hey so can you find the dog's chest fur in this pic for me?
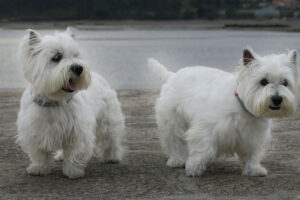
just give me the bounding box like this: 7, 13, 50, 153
35, 105, 85, 151
212, 112, 271, 156
18, 89, 100, 151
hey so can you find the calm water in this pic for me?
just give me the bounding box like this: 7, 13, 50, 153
1, 28, 300, 89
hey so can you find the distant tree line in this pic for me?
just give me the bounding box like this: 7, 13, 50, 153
0, 0, 265, 21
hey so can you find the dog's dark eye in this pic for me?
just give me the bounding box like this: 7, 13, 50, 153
260, 78, 269, 86
282, 79, 288, 87
51, 53, 62, 62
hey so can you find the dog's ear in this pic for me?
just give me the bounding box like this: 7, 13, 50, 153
243, 48, 256, 66
66, 26, 75, 38
288, 49, 297, 66
26, 29, 41, 47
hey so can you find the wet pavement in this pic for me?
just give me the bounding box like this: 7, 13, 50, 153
0, 88, 299, 200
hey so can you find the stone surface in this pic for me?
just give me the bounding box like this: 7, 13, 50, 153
0, 89, 299, 200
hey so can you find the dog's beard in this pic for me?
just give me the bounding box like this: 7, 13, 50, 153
33, 65, 91, 101
244, 92, 296, 118
60, 69, 91, 93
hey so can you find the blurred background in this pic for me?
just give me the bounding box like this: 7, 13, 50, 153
0, 0, 300, 89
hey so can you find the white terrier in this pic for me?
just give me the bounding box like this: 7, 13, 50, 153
16, 28, 125, 179
148, 48, 298, 177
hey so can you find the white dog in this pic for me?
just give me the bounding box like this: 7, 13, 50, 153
16, 28, 125, 179
148, 48, 298, 177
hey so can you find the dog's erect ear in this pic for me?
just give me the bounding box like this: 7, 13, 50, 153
243, 48, 256, 66
66, 26, 75, 38
288, 49, 297, 66
26, 29, 41, 47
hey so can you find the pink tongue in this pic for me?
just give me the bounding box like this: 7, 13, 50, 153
68, 79, 77, 90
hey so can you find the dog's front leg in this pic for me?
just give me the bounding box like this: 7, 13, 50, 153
238, 130, 270, 177
241, 156, 267, 177
238, 149, 268, 177
62, 130, 94, 179
26, 149, 51, 176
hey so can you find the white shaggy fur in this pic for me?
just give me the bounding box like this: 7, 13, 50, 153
16, 28, 125, 179
149, 48, 298, 177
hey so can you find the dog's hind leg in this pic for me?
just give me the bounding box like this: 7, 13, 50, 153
166, 124, 187, 168
156, 106, 187, 168
96, 95, 125, 163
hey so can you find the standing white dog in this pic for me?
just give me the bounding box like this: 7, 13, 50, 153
16, 28, 125, 179
148, 48, 298, 177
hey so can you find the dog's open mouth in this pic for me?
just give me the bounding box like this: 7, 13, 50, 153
62, 79, 77, 93
269, 106, 280, 110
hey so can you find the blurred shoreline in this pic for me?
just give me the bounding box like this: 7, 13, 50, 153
1, 19, 300, 32
1, 21, 300, 89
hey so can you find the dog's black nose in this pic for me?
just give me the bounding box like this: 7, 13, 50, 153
271, 95, 283, 106
70, 64, 83, 76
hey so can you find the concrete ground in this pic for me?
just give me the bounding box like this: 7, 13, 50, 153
0, 89, 299, 200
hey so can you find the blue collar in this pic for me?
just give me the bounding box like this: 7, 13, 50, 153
235, 92, 255, 117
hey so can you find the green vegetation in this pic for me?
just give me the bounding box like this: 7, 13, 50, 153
0, 0, 247, 21
0, 0, 295, 21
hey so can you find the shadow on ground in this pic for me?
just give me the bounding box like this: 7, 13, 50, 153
0, 89, 299, 200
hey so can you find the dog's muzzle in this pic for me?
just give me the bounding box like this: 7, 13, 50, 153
61, 64, 84, 93
269, 95, 282, 110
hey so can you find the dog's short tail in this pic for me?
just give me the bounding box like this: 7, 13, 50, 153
148, 58, 174, 82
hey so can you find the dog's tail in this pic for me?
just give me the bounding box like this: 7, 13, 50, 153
148, 58, 174, 82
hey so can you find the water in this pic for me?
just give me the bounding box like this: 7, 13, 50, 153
1, 27, 300, 89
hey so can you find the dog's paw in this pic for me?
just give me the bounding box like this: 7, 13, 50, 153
101, 152, 123, 164
53, 150, 64, 161
63, 165, 85, 179
167, 157, 185, 168
102, 147, 124, 164
101, 159, 120, 164
26, 165, 51, 176
242, 165, 268, 177
185, 161, 205, 177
